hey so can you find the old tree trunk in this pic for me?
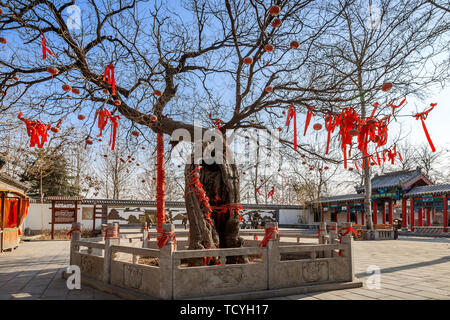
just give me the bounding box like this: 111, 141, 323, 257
184, 141, 246, 266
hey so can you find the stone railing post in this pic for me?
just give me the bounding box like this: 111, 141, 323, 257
329, 222, 339, 257
141, 222, 149, 248
69, 222, 81, 266
103, 223, 120, 284
266, 222, 280, 290
319, 221, 328, 244
100, 224, 108, 238
159, 224, 175, 300
340, 234, 355, 282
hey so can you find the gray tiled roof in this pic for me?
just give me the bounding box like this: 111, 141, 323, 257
310, 193, 364, 204
0, 173, 29, 192
405, 184, 450, 197
356, 168, 428, 192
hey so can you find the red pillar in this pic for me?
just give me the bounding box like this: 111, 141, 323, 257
346, 203, 350, 223
382, 201, 386, 224
361, 211, 365, 225
402, 198, 407, 229
426, 208, 431, 227
373, 200, 378, 225
410, 198, 415, 232
389, 199, 393, 225
444, 195, 448, 233
418, 208, 423, 227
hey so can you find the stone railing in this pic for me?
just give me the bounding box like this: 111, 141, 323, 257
66, 222, 360, 299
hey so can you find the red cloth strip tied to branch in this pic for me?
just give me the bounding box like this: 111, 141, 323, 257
285, 105, 297, 150
41, 33, 54, 60
103, 64, 116, 95
157, 230, 176, 250
337, 108, 360, 169
17, 112, 52, 148
97, 108, 120, 150
414, 103, 436, 152
189, 167, 213, 226
325, 114, 338, 155
303, 106, 315, 136
156, 132, 166, 233
267, 187, 275, 199
258, 226, 279, 247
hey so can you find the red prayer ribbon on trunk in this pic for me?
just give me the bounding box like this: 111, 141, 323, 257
258, 226, 279, 247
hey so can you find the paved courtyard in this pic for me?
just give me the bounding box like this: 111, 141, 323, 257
0, 236, 449, 300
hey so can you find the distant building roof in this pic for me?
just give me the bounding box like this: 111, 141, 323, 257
405, 184, 450, 197
308, 193, 364, 205
356, 167, 432, 192
0, 172, 29, 194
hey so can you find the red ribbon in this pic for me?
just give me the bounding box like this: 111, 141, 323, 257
267, 187, 275, 199
18, 112, 52, 148
156, 133, 166, 233
103, 64, 116, 95
41, 33, 54, 60
258, 227, 279, 247
212, 203, 243, 229
157, 231, 176, 250
67, 227, 81, 237
97, 108, 120, 150
188, 167, 213, 226
285, 105, 297, 150
304, 106, 315, 136
414, 104, 436, 152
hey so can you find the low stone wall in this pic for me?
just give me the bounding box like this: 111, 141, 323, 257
67, 222, 359, 299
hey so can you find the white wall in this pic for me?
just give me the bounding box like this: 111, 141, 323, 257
279, 208, 305, 225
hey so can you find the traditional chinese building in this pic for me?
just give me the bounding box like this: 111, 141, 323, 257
0, 157, 30, 252
307, 167, 449, 233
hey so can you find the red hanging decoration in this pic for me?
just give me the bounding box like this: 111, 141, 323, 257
414, 103, 436, 152
156, 132, 166, 233
97, 108, 120, 150
304, 106, 315, 136
290, 41, 299, 49
269, 5, 281, 16
267, 187, 275, 199
258, 225, 279, 247
103, 64, 116, 95
17, 113, 52, 148
41, 33, 54, 60
285, 105, 297, 150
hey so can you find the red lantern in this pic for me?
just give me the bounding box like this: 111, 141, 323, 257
366, 118, 376, 125
77, 115, 85, 120
264, 44, 274, 52
142, 180, 146, 183
348, 168, 353, 171
13, 76, 19, 81
98, 139, 102, 142
272, 18, 282, 28
302, 161, 306, 165
72, 88, 81, 95
154, 90, 162, 96
349, 128, 359, 136
120, 158, 125, 163
243, 57, 253, 65
131, 158, 135, 161
141, 146, 145, 150
265, 86, 273, 93
136, 163, 140, 167
85, 139, 93, 145
46, 67, 59, 76
113, 99, 121, 106
313, 123, 322, 131
51, 127, 60, 133
290, 41, 299, 49
150, 115, 158, 122
103, 155, 108, 158
243, 172, 246, 175
62, 84, 72, 92
0, 37, 7, 44
102, 89, 109, 94
177, 165, 181, 168
301, 154, 306, 158
277, 128, 282, 132
0, 8, 3, 15
269, 5, 281, 16
382, 83, 393, 92
324, 166, 329, 170
131, 131, 140, 137
40, 105, 44, 108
